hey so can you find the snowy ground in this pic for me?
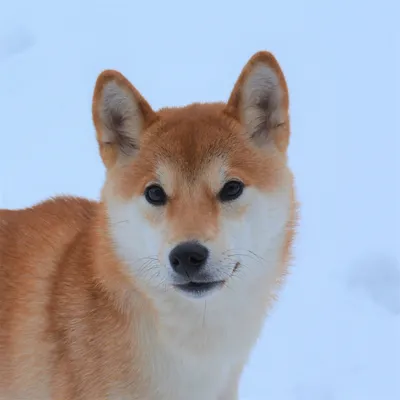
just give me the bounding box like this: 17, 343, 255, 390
0, 0, 399, 398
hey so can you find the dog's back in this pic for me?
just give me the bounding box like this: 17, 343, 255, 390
0, 198, 98, 398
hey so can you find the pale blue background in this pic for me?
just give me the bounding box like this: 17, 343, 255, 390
0, 0, 398, 398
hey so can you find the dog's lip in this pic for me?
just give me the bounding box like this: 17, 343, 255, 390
173, 280, 225, 293
172, 263, 240, 295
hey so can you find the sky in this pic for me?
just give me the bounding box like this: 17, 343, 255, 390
0, 0, 399, 398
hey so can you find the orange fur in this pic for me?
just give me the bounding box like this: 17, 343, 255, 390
0, 51, 298, 400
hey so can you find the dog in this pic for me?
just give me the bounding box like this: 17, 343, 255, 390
0, 50, 298, 400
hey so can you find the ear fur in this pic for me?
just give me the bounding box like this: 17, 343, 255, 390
92, 70, 157, 168
226, 51, 290, 150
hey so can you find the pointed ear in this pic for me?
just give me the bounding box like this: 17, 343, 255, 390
226, 51, 290, 151
92, 70, 157, 168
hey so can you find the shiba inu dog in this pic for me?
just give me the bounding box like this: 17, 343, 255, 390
0, 51, 298, 400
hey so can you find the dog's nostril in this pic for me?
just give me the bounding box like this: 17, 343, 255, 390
171, 257, 180, 267
188, 254, 204, 265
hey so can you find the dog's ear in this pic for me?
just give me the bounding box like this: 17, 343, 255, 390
92, 70, 157, 168
226, 51, 290, 151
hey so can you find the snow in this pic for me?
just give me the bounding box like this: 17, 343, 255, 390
0, 0, 399, 398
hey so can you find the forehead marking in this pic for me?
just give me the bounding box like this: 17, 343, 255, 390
156, 156, 228, 196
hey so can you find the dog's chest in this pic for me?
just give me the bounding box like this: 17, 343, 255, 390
113, 283, 268, 400
109, 343, 234, 400
127, 314, 246, 400
145, 341, 233, 400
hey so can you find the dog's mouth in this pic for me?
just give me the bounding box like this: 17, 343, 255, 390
173, 280, 225, 297
172, 263, 240, 298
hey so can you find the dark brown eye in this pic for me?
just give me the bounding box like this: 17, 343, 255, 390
144, 185, 167, 206
218, 180, 244, 202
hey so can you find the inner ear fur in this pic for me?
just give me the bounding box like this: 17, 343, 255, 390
226, 51, 290, 151
92, 70, 157, 168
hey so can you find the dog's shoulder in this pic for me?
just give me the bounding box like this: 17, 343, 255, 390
0, 195, 98, 274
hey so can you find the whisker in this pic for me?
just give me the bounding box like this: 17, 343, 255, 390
222, 249, 266, 272
223, 252, 262, 263
110, 219, 129, 226
248, 250, 266, 262
202, 300, 207, 328
223, 248, 264, 260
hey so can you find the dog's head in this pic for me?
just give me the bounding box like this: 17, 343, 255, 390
92, 52, 295, 300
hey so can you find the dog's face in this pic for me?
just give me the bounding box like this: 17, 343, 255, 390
93, 52, 294, 300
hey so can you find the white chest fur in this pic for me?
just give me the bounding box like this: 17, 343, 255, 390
132, 272, 275, 400
147, 343, 233, 400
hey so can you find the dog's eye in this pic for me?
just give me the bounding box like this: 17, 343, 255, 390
218, 180, 244, 202
144, 185, 167, 206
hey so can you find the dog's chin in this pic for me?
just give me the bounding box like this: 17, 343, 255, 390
172, 280, 226, 299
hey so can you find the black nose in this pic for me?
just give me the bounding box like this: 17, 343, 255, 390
169, 241, 209, 279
